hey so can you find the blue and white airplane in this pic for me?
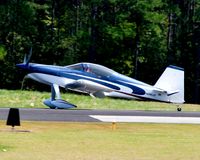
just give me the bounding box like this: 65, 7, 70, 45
16, 51, 184, 110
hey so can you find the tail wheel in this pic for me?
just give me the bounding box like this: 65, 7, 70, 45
177, 107, 182, 112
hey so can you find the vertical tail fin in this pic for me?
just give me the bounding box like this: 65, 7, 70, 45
154, 65, 184, 103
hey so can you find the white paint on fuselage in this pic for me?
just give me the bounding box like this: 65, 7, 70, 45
27, 72, 170, 102
61, 72, 134, 95
27, 73, 74, 88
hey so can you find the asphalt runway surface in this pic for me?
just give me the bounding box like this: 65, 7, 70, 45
1, 108, 200, 124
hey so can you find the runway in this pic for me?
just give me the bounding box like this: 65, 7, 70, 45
1, 108, 200, 124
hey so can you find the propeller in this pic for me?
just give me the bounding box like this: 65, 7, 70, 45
23, 47, 32, 65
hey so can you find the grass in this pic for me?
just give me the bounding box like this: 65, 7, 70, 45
0, 121, 200, 160
0, 89, 200, 111
1, 90, 200, 160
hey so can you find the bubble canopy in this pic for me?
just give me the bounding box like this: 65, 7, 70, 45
65, 63, 115, 77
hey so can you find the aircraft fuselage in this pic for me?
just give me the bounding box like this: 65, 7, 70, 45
17, 62, 171, 102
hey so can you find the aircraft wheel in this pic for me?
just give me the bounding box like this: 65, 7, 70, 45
177, 107, 182, 112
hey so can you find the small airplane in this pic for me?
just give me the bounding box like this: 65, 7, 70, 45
16, 50, 184, 111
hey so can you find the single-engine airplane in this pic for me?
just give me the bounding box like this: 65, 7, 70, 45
16, 50, 184, 111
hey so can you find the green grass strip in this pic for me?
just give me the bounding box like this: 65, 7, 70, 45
0, 122, 200, 160
0, 89, 200, 111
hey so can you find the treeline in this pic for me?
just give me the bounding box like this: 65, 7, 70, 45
0, 0, 199, 103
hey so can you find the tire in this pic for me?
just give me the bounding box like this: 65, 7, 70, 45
177, 107, 182, 112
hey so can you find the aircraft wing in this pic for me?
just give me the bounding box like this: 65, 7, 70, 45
65, 79, 114, 98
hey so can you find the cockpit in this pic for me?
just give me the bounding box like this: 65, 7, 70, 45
65, 62, 150, 86
65, 63, 115, 78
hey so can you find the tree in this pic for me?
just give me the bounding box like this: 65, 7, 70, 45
0, 0, 36, 89
0, 0, 199, 103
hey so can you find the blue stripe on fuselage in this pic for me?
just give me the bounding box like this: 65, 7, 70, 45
29, 64, 60, 76
27, 63, 120, 90
114, 80, 145, 95
26, 63, 145, 95
60, 72, 121, 91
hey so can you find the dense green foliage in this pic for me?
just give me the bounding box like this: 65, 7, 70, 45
0, 0, 199, 103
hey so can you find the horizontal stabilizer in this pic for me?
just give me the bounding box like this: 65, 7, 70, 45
167, 90, 179, 96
